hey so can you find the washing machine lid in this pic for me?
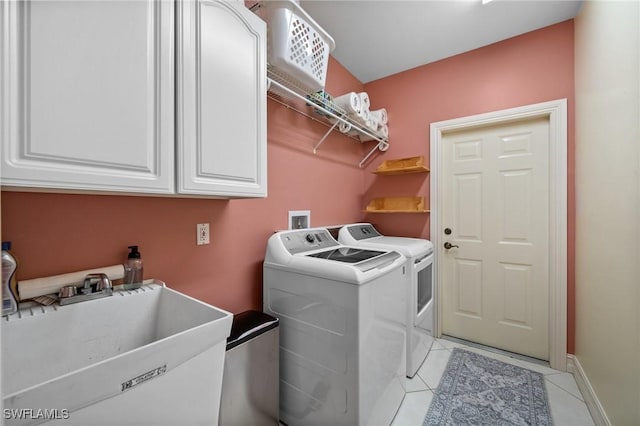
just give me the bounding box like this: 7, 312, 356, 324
265, 228, 406, 284
307, 247, 387, 263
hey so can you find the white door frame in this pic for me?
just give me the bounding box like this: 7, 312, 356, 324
430, 99, 568, 371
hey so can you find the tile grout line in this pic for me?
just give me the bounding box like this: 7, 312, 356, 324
545, 376, 585, 403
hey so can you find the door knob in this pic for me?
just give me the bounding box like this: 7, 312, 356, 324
444, 242, 459, 250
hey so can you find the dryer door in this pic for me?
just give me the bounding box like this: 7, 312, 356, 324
414, 252, 434, 334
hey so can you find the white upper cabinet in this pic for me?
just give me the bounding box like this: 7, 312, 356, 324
1, 0, 267, 198
1, 0, 175, 194
176, 0, 267, 197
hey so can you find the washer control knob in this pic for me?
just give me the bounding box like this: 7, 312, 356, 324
305, 234, 315, 243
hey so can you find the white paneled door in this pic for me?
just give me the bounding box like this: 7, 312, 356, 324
441, 117, 550, 360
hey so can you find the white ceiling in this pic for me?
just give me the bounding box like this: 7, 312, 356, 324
299, 0, 583, 83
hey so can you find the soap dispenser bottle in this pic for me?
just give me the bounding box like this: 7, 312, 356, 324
124, 245, 143, 288
2, 241, 19, 316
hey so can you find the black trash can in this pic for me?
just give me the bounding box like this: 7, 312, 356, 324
219, 310, 279, 425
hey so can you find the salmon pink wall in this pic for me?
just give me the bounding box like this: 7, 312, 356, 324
1, 21, 576, 352
362, 21, 575, 352
0, 57, 365, 314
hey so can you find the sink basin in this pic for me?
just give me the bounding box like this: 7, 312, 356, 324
2, 283, 232, 425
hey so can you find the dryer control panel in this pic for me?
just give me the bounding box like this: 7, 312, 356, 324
279, 229, 338, 254
346, 224, 382, 241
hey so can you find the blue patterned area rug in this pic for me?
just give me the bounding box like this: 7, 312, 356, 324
423, 348, 553, 426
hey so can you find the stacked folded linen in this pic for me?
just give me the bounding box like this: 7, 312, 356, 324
370, 108, 388, 125
359, 92, 370, 110
356, 99, 389, 141
356, 108, 372, 129
332, 92, 361, 116
360, 123, 388, 141
330, 91, 389, 140
359, 107, 389, 140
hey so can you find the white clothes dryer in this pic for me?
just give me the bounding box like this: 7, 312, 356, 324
339, 223, 435, 378
263, 227, 407, 426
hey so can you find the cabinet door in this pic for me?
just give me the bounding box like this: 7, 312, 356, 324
177, 0, 267, 197
1, 0, 174, 194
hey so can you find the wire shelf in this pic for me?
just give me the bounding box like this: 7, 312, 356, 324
267, 72, 389, 168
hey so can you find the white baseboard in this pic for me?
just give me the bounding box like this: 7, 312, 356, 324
566, 354, 611, 426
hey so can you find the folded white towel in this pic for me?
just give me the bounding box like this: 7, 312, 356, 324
378, 124, 389, 138
359, 124, 388, 142
332, 92, 361, 116
338, 120, 352, 134
369, 115, 380, 132
359, 92, 370, 110
328, 117, 354, 134
370, 108, 388, 125
358, 107, 371, 122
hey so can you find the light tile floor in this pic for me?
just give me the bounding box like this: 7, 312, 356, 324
391, 338, 595, 426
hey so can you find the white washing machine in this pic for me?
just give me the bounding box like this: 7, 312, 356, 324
339, 223, 434, 378
263, 227, 408, 426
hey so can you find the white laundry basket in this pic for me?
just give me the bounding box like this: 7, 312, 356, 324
258, 0, 335, 95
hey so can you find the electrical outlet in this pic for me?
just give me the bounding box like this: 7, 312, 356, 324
197, 223, 210, 245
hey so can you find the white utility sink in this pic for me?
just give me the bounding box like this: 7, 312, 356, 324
2, 282, 232, 426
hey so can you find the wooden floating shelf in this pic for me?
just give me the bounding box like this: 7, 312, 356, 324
373, 155, 429, 175
364, 196, 429, 213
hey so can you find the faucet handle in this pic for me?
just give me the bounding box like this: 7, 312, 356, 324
82, 273, 112, 292
94, 273, 112, 291
59, 285, 77, 298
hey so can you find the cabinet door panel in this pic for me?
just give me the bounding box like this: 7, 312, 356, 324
178, 0, 266, 197
1, 0, 174, 193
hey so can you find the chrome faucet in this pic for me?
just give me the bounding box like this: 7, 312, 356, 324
58, 273, 113, 306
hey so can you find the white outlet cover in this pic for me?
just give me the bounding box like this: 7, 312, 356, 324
288, 210, 310, 230
197, 223, 210, 245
